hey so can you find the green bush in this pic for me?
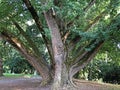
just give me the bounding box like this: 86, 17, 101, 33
3, 54, 34, 74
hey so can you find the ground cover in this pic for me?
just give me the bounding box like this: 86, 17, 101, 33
0, 75, 119, 90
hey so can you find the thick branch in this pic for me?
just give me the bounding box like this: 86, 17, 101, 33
22, 0, 54, 66
0, 29, 52, 81
12, 21, 44, 59
44, 10, 64, 58
69, 10, 106, 52
70, 40, 104, 78
22, 0, 45, 35
44, 10, 64, 88
70, 14, 120, 68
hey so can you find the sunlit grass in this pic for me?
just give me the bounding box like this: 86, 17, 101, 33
3, 73, 33, 78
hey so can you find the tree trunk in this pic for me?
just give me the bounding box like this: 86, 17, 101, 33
0, 58, 3, 76
44, 10, 65, 90
52, 64, 75, 90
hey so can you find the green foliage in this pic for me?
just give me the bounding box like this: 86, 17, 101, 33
3, 73, 33, 78
0, 43, 34, 74
0, 0, 120, 83
75, 36, 120, 83
98, 61, 120, 84
4, 54, 34, 74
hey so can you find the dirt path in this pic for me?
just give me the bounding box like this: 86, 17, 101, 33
0, 77, 120, 90
0, 77, 50, 90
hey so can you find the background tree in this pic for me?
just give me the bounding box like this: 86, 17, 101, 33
83, 40, 120, 84
0, 0, 120, 90
0, 58, 3, 76
0, 40, 35, 74
0, 41, 6, 76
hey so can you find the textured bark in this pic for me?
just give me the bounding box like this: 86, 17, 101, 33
22, 0, 54, 68
44, 10, 65, 90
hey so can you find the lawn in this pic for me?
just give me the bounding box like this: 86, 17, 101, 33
3, 73, 33, 78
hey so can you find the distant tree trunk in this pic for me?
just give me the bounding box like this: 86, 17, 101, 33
0, 58, 3, 76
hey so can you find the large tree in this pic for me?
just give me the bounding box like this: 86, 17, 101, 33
0, 0, 120, 89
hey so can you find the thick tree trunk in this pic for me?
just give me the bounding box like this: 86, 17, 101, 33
0, 58, 3, 76
61, 64, 69, 86
44, 10, 65, 90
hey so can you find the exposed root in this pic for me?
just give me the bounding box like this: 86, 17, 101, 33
40, 79, 52, 87
69, 77, 79, 88
40, 80, 48, 86
60, 80, 79, 90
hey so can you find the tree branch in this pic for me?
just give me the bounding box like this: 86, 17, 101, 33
83, 0, 96, 12
0, 28, 52, 80
22, 0, 46, 36
53, 0, 60, 6
44, 10, 65, 87
68, 10, 106, 52
22, 0, 54, 67
84, 11, 106, 31
69, 40, 104, 78
62, 30, 70, 43
70, 14, 120, 69
67, 0, 96, 28
12, 20, 44, 58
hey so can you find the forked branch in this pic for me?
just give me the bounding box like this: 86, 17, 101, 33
0, 28, 51, 80
69, 40, 104, 78
22, 0, 53, 63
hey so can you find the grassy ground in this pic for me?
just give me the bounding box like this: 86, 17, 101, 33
3, 73, 33, 78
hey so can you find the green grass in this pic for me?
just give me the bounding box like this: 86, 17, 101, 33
3, 73, 33, 78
